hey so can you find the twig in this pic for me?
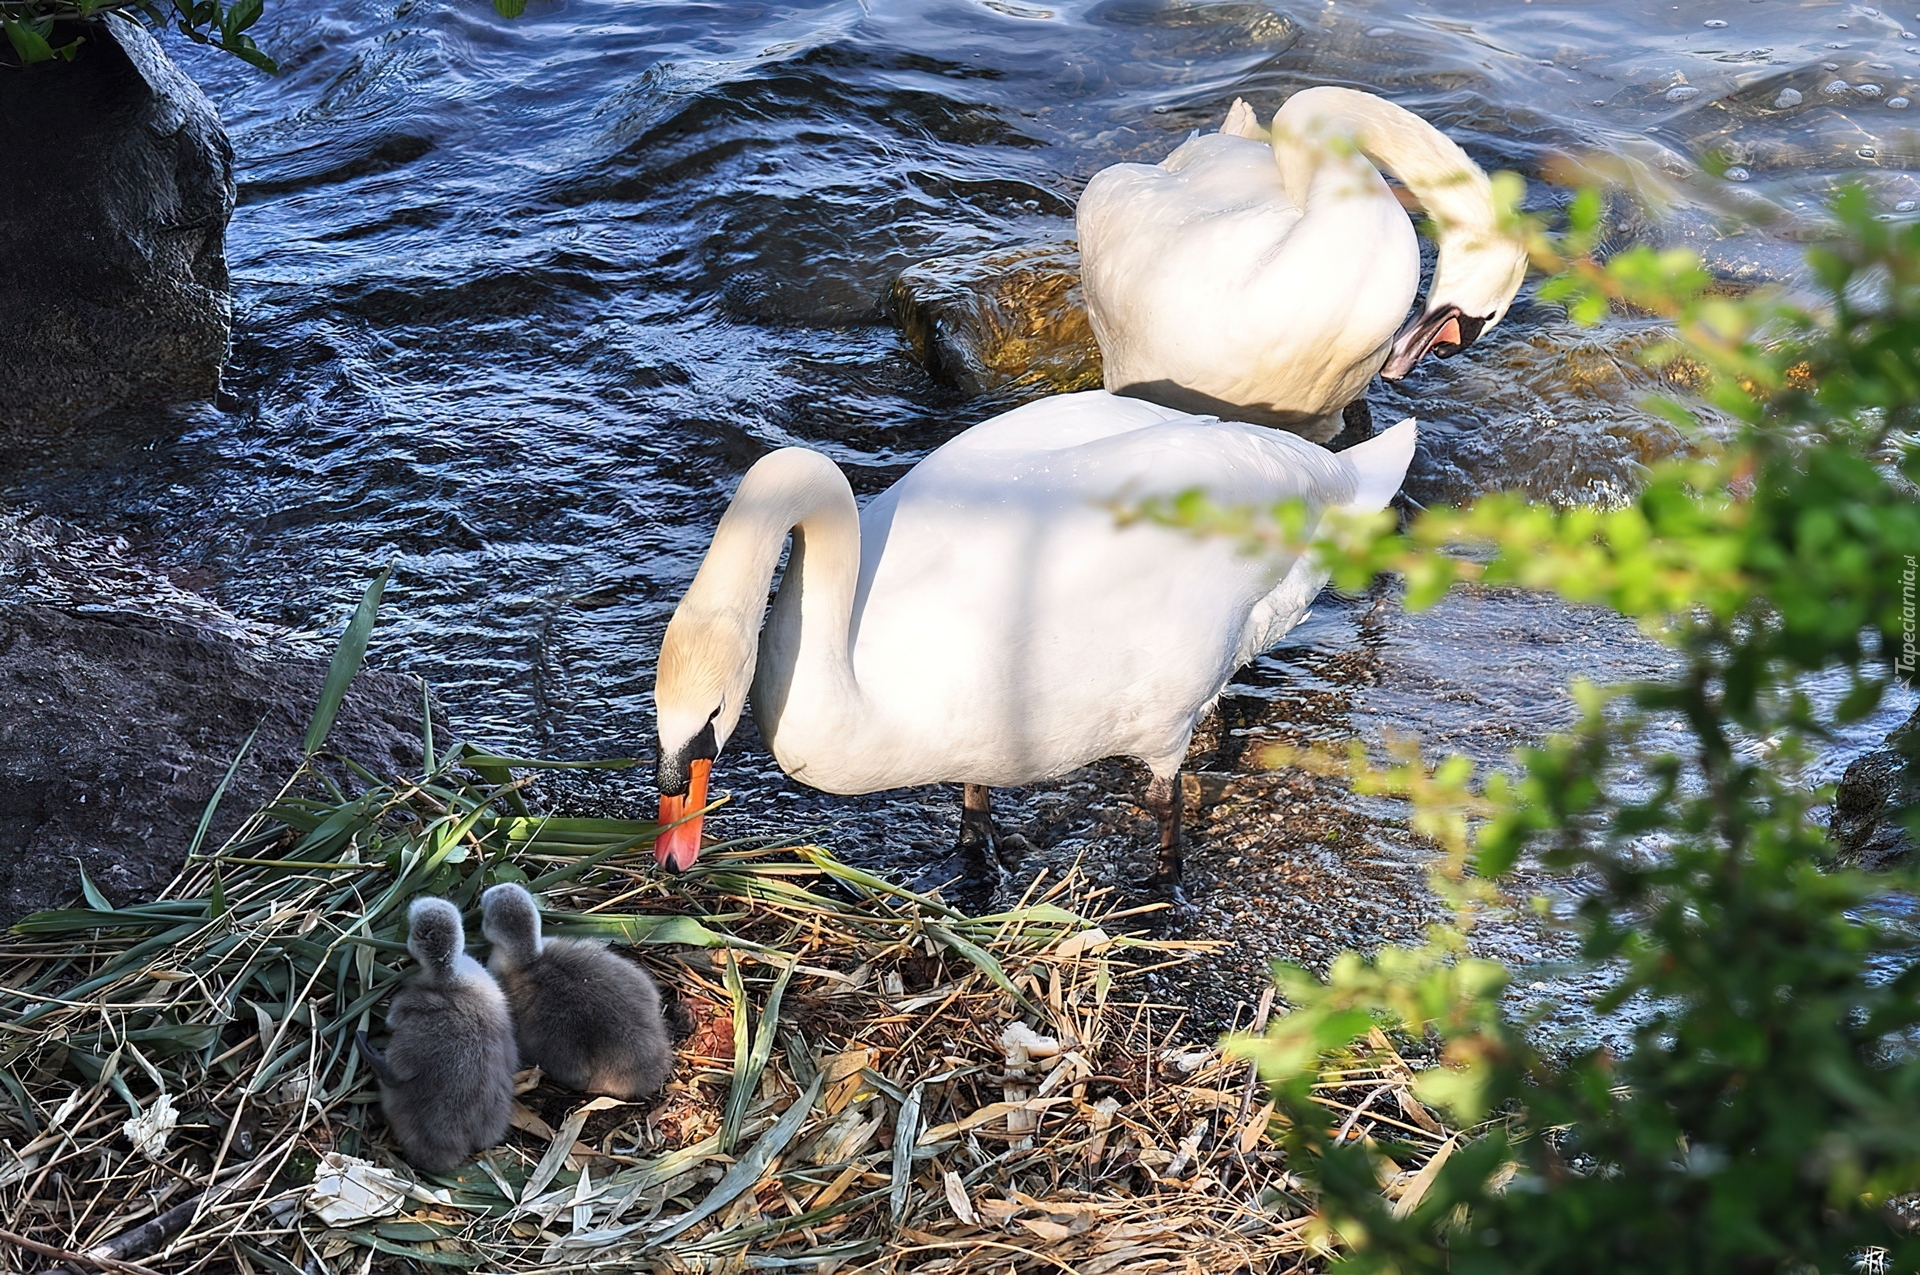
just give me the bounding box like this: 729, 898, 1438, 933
0, 1225, 166, 1275
45, 1192, 202, 1275
1333, 1084, 1393, 1144
1235, 986, 1277, 1124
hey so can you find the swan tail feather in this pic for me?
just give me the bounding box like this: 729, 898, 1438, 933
1220, 98, 1266, 140
1338, 417, 1417, 514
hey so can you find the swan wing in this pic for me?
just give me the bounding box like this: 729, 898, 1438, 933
1077, 113, 1421, 424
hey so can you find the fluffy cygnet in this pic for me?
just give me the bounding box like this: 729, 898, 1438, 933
480, 882, 676, 1099
356, 897, 517, 1172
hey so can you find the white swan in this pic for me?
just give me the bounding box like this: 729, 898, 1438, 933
1076, 87, 1529, 442
652, 390, 1417, 880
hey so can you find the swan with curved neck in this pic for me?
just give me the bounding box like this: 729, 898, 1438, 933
653, 390, 1417, 880
1076, 86, 1528, 442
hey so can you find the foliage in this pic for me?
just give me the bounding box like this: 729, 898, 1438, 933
0, 0, 525, 71
2, 0, 274, 70
1196, 184, 1920, 1272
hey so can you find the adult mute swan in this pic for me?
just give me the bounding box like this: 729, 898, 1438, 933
1077, 87, 1529, 442
652, 390, 1417, 882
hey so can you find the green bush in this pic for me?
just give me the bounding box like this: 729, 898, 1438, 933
2, 1, 274, 70
0, 0, 524, 70
1218, 184, 1920, 1272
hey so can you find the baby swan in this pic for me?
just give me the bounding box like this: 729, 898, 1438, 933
480, 883, 676, 1099
356, 897, 517, 1173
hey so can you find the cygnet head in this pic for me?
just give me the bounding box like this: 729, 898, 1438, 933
406, 897, 467, 980
480, 882, 545, 969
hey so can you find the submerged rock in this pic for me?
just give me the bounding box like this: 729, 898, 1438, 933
1830, 703, 1920, 870
892, 241, 1103, 398
0, 15, 235, 427
0, 605, 426, 926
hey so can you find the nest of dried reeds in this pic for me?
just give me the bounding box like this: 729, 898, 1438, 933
0, 596, 1458, 1274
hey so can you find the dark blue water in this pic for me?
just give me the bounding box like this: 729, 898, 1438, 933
4, 0, 1916, 1021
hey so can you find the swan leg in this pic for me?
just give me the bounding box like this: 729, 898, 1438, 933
959, 784, 995, 854
958, 784, 1028, 876
1142, 772, 1183, 886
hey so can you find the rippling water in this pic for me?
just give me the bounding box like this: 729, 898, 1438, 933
5, 0, 1917, 1023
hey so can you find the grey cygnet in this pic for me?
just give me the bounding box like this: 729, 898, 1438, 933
480, 882, 676, 1099
356, 897, 518, 1173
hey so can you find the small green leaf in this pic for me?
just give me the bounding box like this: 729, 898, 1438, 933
713, 961, 750, 1131
305, 567, 392, 756
3, 18, 55, 63
722, 957, 794, 1154
463, 756, 530, 818
493, 0, 527, 15
926, 922, 1040, 1015
232, 38, 278, 73
76, 862, 114, 913
644, 1071, 823, 1250
1836, 676, 1885, 724
224, 0, 263, 34
188, 725, 260, 861
458, 750, 641, 771
419, 677, 434, 768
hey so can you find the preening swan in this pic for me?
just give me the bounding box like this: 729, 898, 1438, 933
1077, 87, 1528, 442
653, 390, 1417, 882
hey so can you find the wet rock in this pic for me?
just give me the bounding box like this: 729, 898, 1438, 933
0, 605, 427, 926
1830, 703, 1920, 870
1324, 398, 1376, 451
891, 241, 1103, 397
0, 15, 235, 428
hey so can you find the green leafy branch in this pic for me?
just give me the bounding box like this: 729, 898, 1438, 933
1147, 177, 1920, 1273
1, 0, 532, 71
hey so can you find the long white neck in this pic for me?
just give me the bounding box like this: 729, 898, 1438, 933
1271, 87, 1513, 318
1273, 86, 1495, 237
656, 448, 864, 759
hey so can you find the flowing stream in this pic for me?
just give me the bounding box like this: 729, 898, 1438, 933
4, 0, 1917, 1030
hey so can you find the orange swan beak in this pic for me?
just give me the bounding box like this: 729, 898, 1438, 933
655, 757, 711, 872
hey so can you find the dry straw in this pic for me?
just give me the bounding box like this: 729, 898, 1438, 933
0, 585, 1455, 1273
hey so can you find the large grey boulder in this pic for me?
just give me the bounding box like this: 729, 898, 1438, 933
0, 15, 235, 426
0, 605, 427, 926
